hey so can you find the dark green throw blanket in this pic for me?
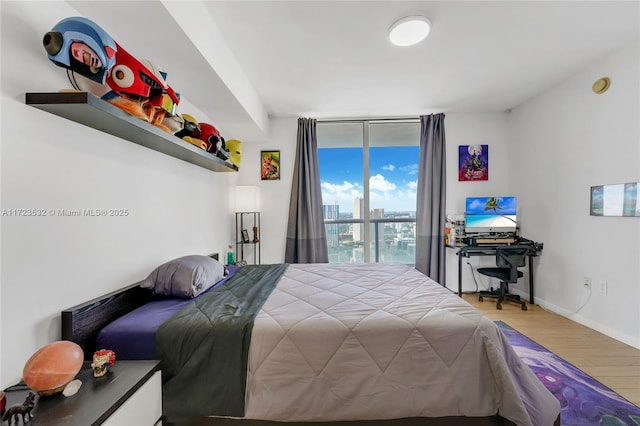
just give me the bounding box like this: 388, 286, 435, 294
157, 263, 288, 418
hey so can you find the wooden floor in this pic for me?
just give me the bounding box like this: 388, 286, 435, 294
462, 293, 640, 407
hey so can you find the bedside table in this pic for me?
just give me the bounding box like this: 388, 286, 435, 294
3, 360, 161, 425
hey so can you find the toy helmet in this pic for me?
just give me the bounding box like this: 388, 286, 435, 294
198, 123, 224, 154
43, 17, 117, 85
226, 140, 242, 168
175, 113, 200, 139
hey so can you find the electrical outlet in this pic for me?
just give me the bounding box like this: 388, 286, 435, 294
599, 280, 608, 295
583, 277, 592, 288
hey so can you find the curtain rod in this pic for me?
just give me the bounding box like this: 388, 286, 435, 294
317, 117, 420, 124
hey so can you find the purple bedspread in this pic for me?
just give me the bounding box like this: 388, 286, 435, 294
96, 265, 241, 359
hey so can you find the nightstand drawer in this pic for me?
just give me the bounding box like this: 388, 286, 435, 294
103, 370, 161, 425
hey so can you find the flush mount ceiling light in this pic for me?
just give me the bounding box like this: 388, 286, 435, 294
389, 15, 431, 47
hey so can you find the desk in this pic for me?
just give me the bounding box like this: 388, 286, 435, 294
449, 239, 543, 304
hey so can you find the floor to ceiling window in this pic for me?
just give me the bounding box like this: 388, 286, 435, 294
317, 119, 420, 264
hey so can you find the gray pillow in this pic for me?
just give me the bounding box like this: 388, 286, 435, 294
142, 255, 227, 298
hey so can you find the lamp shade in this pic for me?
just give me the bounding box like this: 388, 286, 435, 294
236, 186, 260, 212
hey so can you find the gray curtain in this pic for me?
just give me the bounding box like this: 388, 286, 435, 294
284, 118, 329, 263
415, 113, 446, 283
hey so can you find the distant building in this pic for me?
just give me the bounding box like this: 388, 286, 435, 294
353, 197, 365, 242
369, 208, 384, 251
323, 203, 340, 248
323, 203, 339, 220
371, 208, 384, 219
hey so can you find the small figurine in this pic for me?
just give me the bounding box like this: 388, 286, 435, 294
1, 392, 35, 425
91, 349, 116, 378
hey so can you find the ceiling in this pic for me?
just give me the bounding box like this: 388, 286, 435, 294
67, 1, 639, 141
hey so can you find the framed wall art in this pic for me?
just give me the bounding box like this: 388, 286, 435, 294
459, 144, 488, 181
261, 150, 280, 180
590, 181, 639, 217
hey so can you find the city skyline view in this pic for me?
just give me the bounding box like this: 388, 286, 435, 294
318, 146, 420, 214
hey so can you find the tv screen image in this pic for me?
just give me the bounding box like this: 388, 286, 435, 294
465, 196, 517, 234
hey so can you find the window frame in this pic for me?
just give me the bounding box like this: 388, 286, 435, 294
317, 118, 420, 264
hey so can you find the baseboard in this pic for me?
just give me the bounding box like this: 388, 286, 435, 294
514, 291, 640, 350
445, 281, 639, 350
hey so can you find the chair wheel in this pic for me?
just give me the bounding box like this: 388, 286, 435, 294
521, 303, 528, 311
478, 295, 484, 302
496, 303, 502, 310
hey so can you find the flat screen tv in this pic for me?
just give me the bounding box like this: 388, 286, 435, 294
465, 196, 517, 234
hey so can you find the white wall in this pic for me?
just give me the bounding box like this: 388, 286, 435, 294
1, 1, 237, 387
442, 113, 521, 293
509, 40, 640, 348
234, 117, 298, 264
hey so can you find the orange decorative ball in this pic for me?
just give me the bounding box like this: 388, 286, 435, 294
23, 341, 84, 396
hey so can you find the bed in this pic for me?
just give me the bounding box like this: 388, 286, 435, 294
61, 258, 561, 426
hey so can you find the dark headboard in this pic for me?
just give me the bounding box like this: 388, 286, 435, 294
61, 281, 153, 360
61, 252, 219, 359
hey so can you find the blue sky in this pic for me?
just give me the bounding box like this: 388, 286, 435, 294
318, 146, 419, 213
465, 196, 517, 215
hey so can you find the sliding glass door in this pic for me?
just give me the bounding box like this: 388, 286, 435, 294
317, 120, 419, 264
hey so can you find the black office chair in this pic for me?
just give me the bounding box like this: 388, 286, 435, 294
477, 247, 528, 311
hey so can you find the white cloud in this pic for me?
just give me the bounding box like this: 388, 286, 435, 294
382, 164, 395, 171
322, 181, 356, 193
321, 176, 418, 213
400, 164, 419, 175
370, 174, 396, 192
321, 180, 363, 209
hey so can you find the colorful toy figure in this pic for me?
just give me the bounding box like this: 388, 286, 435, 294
43, 16, 116, 86
197, 123, 229, 160
226, 139, 242, 168
102, 49, 180, 125
43, 16, 180, 132
174, 115, 231, 158
175, 114, 206, 149
91, 349, 116, 378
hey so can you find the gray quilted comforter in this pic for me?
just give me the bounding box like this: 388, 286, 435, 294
243, 263, 560, 425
